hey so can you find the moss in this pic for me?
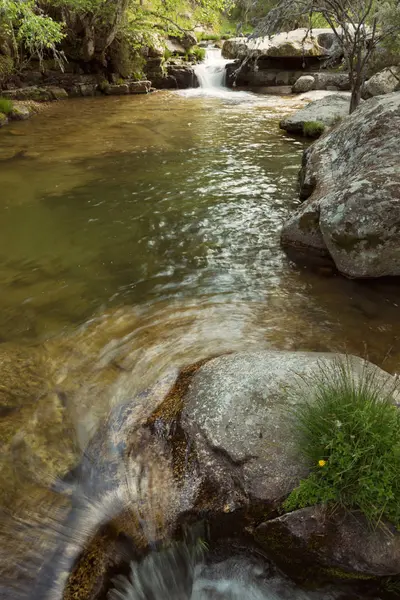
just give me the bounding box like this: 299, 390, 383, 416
0, 96, 13, 115
303, 121, 325, 138
320, 567, 374, 581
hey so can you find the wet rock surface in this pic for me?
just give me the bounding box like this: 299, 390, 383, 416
256, 506, 400, 577
281, 92, 400, 278
280, 94, 350, 136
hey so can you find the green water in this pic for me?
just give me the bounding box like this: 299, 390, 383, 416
1, 91, 400, 373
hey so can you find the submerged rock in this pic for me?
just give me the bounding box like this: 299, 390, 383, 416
280, 94, 350, 137
281, 92, 400, 278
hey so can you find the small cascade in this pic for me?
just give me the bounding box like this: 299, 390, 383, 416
194, 47, 232, 90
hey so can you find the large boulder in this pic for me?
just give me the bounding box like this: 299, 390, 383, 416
180, 352, 395, 513
364, 66, 400, 98
176, 351, 400, 579
293, 75, 315, 93
222, 37, 249, 60
281, 92, 400, 278
312, 71, 350, 91
280, 94, 350, 136
26, 350, 400, 597
222, 29, 336, 60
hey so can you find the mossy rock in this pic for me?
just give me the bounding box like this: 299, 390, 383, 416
303, 121, 325, 138
0, 112, 8, 127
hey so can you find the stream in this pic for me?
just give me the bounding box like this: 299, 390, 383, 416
0, 50, 397, 599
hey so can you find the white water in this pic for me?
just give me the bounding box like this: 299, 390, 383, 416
194, 47, 232, 90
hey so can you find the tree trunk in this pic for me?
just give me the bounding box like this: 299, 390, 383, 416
349, 46, 367, 114
350, 80, 362, 113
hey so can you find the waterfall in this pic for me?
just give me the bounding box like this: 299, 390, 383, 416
194, 47, 232, 90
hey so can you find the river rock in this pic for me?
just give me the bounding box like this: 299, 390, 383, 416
293, 75, 315, 93
70, 82, 97, 97
256, 506, 400, 577
128, 80, 151, 94
47, 86, 68, 100
221, 38, 249, 60
222, 28, 336, 60
0, 113, 8, 126
2, 86, 53, 101
364, 66, 400, 98
178, 351, 400, 580
280, 94, 350, 136
9, 104, 31, 120
281, 92, 400, 278
104, 83, 129, 95
313, 71, 350, 91
180, 352, 392, 512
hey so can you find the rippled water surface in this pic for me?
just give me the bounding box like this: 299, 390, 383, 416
0, 88, 396, 600
1, 91, 400, 376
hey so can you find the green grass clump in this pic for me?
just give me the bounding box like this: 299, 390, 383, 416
284, 358, 400, 529
187, 46, 206, 62
0, 97, 13, 115
303, 121, 325, 137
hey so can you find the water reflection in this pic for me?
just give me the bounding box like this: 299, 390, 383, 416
0, 91, 399, 600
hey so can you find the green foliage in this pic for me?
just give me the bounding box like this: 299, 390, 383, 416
283, 358, 400, 530
302, 121, 325, 137
0, 55, 13, 81
0, 0, 65, 65
0, 96, 13, 114
0, 0, 231, 78
186, 46, 206, 62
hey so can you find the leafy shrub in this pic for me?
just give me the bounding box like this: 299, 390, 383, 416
187, 46, 206, 62
0, 55, 14, 83
303, 121, 325, 137
284, 358, 400, 529
0, 97, 13, 115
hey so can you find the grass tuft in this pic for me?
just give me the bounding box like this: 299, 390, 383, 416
284, 357, 400, 530
0, 96, 13, 115
303, 120, 325, 137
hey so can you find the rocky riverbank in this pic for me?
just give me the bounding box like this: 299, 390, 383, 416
281, 92, 400, 278
2, 333, 400, 599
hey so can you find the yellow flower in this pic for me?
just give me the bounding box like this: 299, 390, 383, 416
318, 460, 326, 467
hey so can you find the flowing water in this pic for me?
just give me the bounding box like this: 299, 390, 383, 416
193, 47, 233, 90
0, 84, 398, 599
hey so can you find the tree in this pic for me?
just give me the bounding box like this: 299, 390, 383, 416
0, 0, 65, 67
255, 0, 400, 113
